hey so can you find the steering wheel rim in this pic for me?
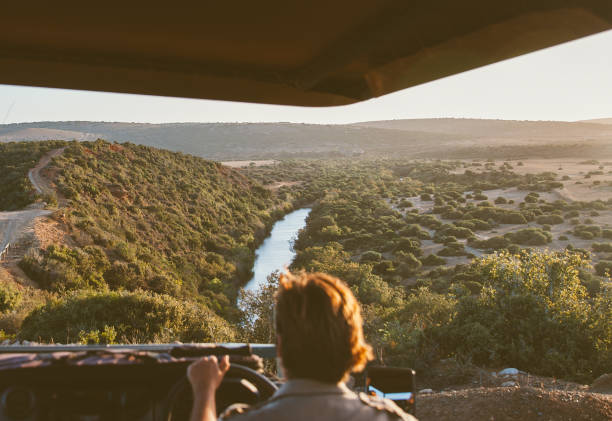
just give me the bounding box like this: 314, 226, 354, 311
165, 363, 278, 420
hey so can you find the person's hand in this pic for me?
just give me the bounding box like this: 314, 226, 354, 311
188, 355, 230, 395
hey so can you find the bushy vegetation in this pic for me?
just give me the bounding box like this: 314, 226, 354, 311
243, 160, 611, 382
505, 228, 552, 246
18, 140, 284, 319
4, 144, 612, 384
19, 289, 237, 344
441, 251, 611, 381
0, 141, 65, 210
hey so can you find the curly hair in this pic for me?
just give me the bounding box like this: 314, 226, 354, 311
275, 271, 373, 383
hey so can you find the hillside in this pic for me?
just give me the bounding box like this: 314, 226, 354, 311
0, 140, 293, 343
3, 118, 612, 160
0, 141, 66, 211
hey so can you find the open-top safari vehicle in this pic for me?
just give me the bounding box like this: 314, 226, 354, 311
0, 344, 415, 419
0, 1, 611, 419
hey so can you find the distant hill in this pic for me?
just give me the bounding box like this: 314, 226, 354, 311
579, 118, 612, 125
353, 118, 612, 139
3, 118, 612, 160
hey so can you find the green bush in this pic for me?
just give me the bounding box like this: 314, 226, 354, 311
0, 284, 22, 314
420, 254, 446, 266
504, 228, 552, 246
442, 250, 611, 382
536, 214, 564, 225
592, 243, 612, 253
524, 192, 539, 203
594, 260, 612, 276
19, 290, 237, 344
574, 225, 601, 239
437, 242, 466, 256
361, 250, 382, 263
565, 210, 580, 218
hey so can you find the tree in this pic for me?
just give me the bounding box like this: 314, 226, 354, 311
238, 272, 279, 343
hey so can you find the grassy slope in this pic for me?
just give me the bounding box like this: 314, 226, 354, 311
19, 140, 286, 320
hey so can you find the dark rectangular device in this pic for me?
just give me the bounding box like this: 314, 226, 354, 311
365, 366, 417, 415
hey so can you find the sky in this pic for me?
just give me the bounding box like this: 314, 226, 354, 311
1, 29, 612, 125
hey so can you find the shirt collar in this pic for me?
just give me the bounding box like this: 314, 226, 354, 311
274, 378, 353, 398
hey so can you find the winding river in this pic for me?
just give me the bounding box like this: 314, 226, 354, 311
245, 208, 311, 292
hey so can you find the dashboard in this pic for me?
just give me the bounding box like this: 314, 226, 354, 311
0, 360, 264, 420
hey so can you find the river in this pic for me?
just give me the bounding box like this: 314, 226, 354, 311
244, 208, 311, 292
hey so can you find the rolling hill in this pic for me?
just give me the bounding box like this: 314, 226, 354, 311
3, 118, 612, 160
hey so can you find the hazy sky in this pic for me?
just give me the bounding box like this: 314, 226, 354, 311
2, 29, 612, 125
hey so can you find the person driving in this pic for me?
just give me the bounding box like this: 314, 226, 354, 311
188, 271, 418, 421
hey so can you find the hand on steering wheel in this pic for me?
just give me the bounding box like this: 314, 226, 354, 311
165, 357, 278, 421
188, 356, 230, 397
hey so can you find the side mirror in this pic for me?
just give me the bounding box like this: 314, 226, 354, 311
364, 366, 416, 415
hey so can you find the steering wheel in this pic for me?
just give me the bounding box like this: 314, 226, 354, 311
164, 364, 278, 420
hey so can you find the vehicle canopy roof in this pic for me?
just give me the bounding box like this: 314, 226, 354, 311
1, 1, 611, 106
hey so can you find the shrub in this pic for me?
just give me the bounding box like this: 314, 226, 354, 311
443, 250, 611, 382
399, 225, 431, 240
494, 197, 508, 204
394, 238, 422, 256
504, 228, 552, 246
438, 242, 466, 256
19, 290, 236, 343
498, 212, 527, 225
574, 225, 601, 239
438, 225, 474, 239
536, 214, 564, 225
0, 284, 22, 314
361, 250, 383, 263
595, 260, 612, 276
420, 254, 446, 266
592, 243, 612, 253
417, 215, 442, 229
565, 210, 580, 218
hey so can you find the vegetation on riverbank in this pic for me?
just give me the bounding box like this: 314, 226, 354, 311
2, 142, 611, 383
244, 159, 612, 382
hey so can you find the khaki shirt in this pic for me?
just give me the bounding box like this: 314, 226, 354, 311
220, 378, 418, 421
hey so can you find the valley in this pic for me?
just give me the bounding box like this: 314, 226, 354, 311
0, 121, 611, 419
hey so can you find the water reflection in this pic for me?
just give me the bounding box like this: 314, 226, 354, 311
245, 208, 311, 291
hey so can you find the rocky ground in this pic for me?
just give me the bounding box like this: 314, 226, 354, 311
414, 361, 612, 420
417, 387, 611, 420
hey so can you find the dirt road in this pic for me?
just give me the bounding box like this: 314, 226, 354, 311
1, 148, 63, 259
28, 148, 64, 195
0, 208, 51, 258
